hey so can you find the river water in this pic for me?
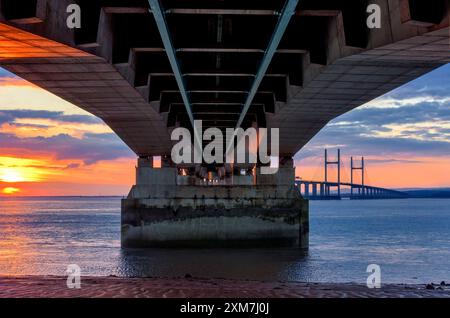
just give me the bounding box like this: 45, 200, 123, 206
0, 197, 449, 284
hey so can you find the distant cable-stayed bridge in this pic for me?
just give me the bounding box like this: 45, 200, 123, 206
296, 149, 409, 200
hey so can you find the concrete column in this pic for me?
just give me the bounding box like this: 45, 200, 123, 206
123, 156, 309, 249
255, 157, 295, 186
138, 156, 153, 167
161, 155, 174, 167
136, 157, 177, 186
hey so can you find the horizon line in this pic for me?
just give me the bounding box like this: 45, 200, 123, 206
2, 187, 450, 198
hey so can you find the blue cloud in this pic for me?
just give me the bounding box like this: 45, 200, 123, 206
0, 132, 134, 165
296, 64, 450, 161
385, 64, 450, 100
0, 110, 102, 125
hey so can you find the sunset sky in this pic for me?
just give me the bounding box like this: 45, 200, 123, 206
0, 64, 449, 196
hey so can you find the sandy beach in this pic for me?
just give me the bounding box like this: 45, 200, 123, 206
0, 276, 449, 298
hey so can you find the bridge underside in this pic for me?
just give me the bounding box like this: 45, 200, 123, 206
0, 0, 448, 157
0, 0, 449, 247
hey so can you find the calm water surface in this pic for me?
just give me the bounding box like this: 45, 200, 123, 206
0, 197, 449, 284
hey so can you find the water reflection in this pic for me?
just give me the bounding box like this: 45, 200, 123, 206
117, 248, 310, 281
1, 197, 450, 283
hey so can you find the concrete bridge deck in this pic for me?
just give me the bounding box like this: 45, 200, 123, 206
0, 0, 448, 157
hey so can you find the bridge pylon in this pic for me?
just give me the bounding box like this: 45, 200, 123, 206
324, 148, 341, 198
297, 151, 408, 200
351, 156, 365, 197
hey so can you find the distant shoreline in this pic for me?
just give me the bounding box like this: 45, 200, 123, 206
0, 195, 125, 198
401, 189, 450, 199
1, 187, 450, 199
1, 193, 450, 199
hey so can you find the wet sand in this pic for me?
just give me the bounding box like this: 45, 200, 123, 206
0, 276, 449, 298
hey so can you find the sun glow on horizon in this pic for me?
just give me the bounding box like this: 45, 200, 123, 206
0, 168, 27, 183
2, 187, 20, 195
0, 156, 60, 183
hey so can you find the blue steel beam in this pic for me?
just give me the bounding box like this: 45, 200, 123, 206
235, 0, 298, 129
148, 0, 194, 128
225, 0, 298, 157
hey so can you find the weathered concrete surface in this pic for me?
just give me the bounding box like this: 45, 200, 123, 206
121, 184, 309, 248
122, 157, 308, 248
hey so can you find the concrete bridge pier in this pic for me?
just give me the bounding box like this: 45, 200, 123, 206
121, 157, 309, 249
312, 183, 317, 197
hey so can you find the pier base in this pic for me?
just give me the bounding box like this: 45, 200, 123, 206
121, 158, 309, 248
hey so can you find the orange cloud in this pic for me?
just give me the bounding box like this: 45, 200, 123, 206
0, 77, 90, 115
1, 118, 112, 139
0, 76, 31, 87
0, 156, 64, 183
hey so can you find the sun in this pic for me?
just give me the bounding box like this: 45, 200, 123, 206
0, 168, 26, 183
2, 187, 20, 195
